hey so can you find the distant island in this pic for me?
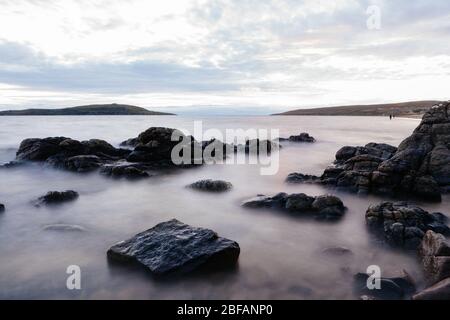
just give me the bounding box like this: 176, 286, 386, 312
273, 100, 444, 117
0, 103, 175, 116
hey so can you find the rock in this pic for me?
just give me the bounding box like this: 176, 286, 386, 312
187, 179, 232, 192
34, 190, 79, 206
365, 202, 450, 250
242, 139, 279, 154
100, 163, 150, 179
61, 155, 104, 172
418, 231, 450, 285
107, 219, 240, 275
286, 173, 321, 183
353, 271, 416, 300
321, 246, 353, 256
42, 224, 86, 232
0, 203, 4, 213
279, 132, 315, 143
413, 278, 450, 300
288, 102, 450, 201
242, 193, 346, 220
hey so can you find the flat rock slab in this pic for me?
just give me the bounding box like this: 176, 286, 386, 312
107, 219, 240, 275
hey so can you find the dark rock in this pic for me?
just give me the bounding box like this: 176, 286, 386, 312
242, 193, 346, 220
62, 155, 104, 172
365, 202, 450, 250
100, 163, 150, 179
279, 132, 315, 143
242, 139, 279, 154
286, 173, 321, 183
418, 230, 450, 285
187, 179, 232, 192
0, 203, 4, 213
287, 103, 450, 201
35, 190, 79, 206
107, 219, 240, 275
353, 271, 416, 300
413, 278, 450, 300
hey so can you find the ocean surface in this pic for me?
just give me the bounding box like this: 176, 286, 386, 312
0, 115, 448, 299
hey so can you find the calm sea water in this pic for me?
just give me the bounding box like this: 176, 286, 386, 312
0, 115, 448, 299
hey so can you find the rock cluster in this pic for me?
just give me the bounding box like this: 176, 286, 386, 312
107, 219, 240, 275
242, 192, 346, 220
365, 202, 449, 250
34, 190, 79, 206
187, 179, 233, 192
287, 102, 450, 202
279, 132, 315, 143
413, 231, 450, 299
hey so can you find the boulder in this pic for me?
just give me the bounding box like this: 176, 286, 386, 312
107, 219, 240, 275
242, 193, 346, 220
0, 203, 4, 213
413, 278, 450, 300
418, 231, 450, 285
365, 202, 450, 250
353, 271, 416, 300
34, 190, 79, 206
187, 179, 232, 192
286, 102, 450, 202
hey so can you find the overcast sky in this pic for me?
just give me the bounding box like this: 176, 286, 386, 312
0, 0, 449, 113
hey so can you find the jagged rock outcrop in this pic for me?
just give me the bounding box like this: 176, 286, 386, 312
287, 102, 450, 202
187, 179, 233, 192
107, 219, 240, 275
365, 202, 449, 250
34, 190, 79, 206
242, 192, 346, 220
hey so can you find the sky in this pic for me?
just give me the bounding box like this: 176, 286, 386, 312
0, 0, 449, 114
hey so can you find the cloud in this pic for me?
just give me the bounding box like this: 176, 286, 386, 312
0, 0, 449, 112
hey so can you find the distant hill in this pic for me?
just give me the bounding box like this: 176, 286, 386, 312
273, 100, 444, 117
0, 103, 175, 116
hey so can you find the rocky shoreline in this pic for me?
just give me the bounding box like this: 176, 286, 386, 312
0, 102, 449, 298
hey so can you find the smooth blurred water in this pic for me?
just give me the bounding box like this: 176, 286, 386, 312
0, 115, 448, 299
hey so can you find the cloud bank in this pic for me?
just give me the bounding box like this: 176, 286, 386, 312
0, 0, 449, 113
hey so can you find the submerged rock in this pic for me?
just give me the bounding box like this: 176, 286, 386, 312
42, 224, 87, 232
418, 230, 450, 285
187, 179, 232, 192
286, 173, 321, 184
242, 193, 346, 220
321, 246, 353, 257
107, 219, 240, 275
286, 102, 450, 201
279, 132, 315, 143
353, 271, 416, 300
34, 190, 79, 206
365, 202, 450, 250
